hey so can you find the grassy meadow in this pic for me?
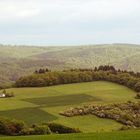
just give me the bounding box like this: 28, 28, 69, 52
1, 130, 140, 140
0, 81, 137, 133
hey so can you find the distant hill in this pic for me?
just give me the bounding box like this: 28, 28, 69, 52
0, 44, 140, 85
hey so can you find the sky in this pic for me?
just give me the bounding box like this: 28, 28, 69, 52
0, 0, 140, 46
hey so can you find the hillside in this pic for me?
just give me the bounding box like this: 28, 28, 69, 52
0, 44, 140, 85
0, 81, 137, 132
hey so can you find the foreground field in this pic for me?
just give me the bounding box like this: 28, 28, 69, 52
1, 130, 140, 140
0, 81, 137, 132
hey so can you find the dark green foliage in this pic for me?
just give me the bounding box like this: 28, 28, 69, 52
34, 68, 51, 74
0, 117, 26, 136
136, 93, 140, 99
15, 66, 140, 93
30, 124, 51, 135
134, 82, 140, 92
0, 117, 81, 136
98, 65, 116, 72
19, 128, 35, 135
20, 122, 81, 136
20, 124, 52, 136
47, 123, 81, 134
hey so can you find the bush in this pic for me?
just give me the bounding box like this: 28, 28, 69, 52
47, 123, 81, 134
0, 117, 26, 136
0, 117, 81, 136
136, 93, 140, 99
120, 125, 130, 130
32, 124, 51, 135
19, 128, 35, 135
0, 89, 14, 98
20, 124, 51, 135
5, 92, 14, 97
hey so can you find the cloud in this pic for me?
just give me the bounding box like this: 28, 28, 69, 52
0, 0, 40, 20
1, 0, 140, 21
0, 0, 140, 45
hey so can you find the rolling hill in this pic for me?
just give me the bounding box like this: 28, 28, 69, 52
0, 44, 140, 85
0, 81, 137, 132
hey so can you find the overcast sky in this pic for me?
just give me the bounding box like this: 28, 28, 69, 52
0, 0, 140, 45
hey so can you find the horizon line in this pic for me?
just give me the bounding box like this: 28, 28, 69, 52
0, 43, 140, 47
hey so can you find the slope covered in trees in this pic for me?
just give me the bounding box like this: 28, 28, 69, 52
0, 44, 140, 86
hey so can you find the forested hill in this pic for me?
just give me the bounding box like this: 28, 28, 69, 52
0, 44, 140, 86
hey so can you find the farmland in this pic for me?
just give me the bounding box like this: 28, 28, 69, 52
0, 81, 137, 132
1, 130, 140, 140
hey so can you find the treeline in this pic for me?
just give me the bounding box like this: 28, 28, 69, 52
34, 68, 51, 74
15, 65, 140, 93
65, 65, 140, 78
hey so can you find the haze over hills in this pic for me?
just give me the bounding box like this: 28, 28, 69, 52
0, 43, 140, 85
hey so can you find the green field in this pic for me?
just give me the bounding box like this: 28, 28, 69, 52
0, 81, 137, 133
1, 130, 140, 140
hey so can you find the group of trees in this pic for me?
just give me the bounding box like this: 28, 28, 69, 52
34, 68, 50, 74
15, 66, 140, 94
60, 101, 140, 129
0, 117, 80, 136
65, 66, 140, 78
64, 65, 116, 73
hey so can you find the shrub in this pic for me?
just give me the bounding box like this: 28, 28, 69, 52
0, 89, 14, 98
20, 124, 52, 135
19, 128, 35, 135
32, 124, 51, 135
5, 92, 14, 97
0, 117, 26, 136
47, 123, 81, 134
120, 125, 130, 130
136, 93, 140, 99
0, 117, 81, 136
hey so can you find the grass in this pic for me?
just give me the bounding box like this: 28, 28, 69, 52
1, 130, 140, 140
0, 107, 57, 124
0, 81, 137, 132
22, 94, 100, 107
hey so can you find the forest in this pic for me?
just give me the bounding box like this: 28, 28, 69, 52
15, 66, 140, 94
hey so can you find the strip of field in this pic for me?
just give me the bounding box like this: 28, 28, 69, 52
22, 94, 100, 107
1, 130, 140, 140
0, 107, 57, 124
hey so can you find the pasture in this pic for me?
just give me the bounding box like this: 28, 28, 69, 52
1, 130, 140, 140
0, 81, 137, 132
